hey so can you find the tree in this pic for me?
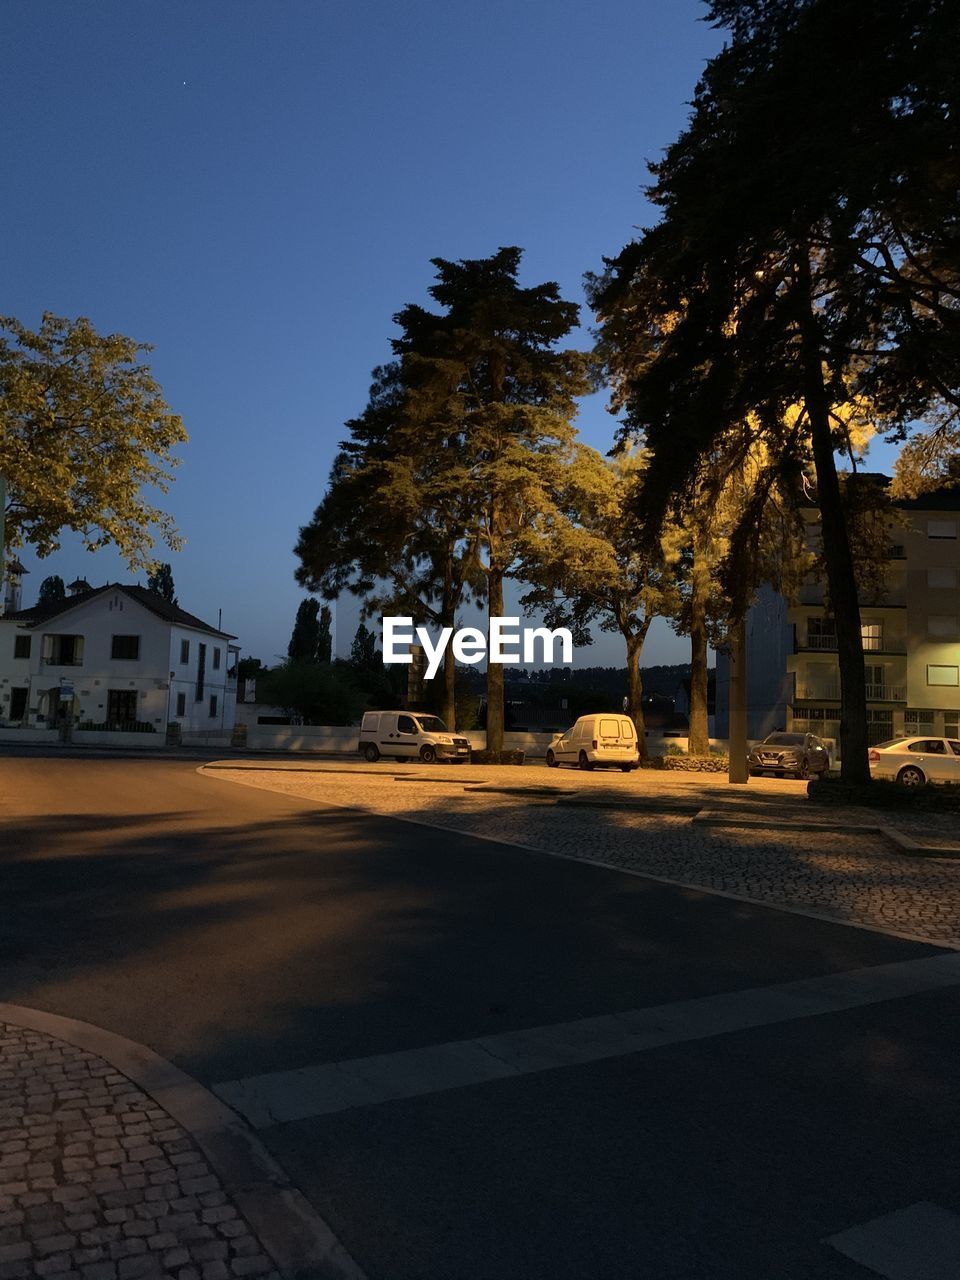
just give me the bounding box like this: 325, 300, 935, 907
146, 563, 177, 604
349, 622, 378, 670
0, 313, 186, 567
257, 661, 364, 726
288, 599, 322, 663
37, 575, 65, 603
590, 0, 960, 782
318, 605, 333, 663
392, 248, 590, 752
295, 248, 589, 748
519, 447, 682, 759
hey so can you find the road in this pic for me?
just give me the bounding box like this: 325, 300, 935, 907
2, 753, 960, 1279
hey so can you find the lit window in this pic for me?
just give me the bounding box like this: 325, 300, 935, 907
927, 665, 959, 687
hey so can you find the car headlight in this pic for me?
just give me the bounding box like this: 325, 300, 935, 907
437, 736, 453, 744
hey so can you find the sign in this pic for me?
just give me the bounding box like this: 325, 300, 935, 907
59, 679, 74, 700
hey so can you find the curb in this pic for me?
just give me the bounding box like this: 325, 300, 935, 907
0, 1002, 367, 1280
692, 808, 960, 858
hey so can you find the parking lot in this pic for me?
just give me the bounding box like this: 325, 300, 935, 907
205, 758, 960, 948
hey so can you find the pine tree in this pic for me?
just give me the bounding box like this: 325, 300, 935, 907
37, 575, 65, 603
318, 606, 333, 663
288, 599, 321, 662
146, 563, 176, 604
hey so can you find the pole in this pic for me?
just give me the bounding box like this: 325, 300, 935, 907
728, 617, 748, 784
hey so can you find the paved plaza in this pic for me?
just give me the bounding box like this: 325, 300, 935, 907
207, 760, 960, 947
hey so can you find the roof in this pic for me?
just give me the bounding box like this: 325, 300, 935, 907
895, 485, 960, 512
4, 583, 237, 639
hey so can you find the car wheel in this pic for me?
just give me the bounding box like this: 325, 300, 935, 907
620, 764, 632, 773
546, 749, 558, 768
896, 765, 925, 787
748, 768, 759, 777
578, 751, 593, 772
362, 744, 380, 763
420, 745, 437, 764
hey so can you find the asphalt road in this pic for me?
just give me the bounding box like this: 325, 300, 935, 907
3, 752, 960, 1279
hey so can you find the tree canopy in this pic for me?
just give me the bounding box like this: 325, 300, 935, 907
146, 563, 177, 604
0, 313, 187, 567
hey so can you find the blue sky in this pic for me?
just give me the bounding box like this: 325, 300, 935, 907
3, 0, 899, 669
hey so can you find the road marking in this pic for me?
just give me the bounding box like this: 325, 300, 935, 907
826, 1202, 960, 1278
213, 952, 960, 1128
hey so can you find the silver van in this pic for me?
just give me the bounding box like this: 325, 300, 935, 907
358, 711, 471, 764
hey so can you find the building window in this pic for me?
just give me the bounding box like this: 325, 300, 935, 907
806, 617, 837, 649
946, 714, 960, 739
180, 639, 190, 664
927, 520, 958, 539
861, 622, 883, 652
905, 709, 936, 736
111, 635, 140, 660
928, 567, 959, 589
928, 615, 959, 639
176, 692, 186, 717
42, 635, 83, 666
196, 643, 206, 701
10, 688, 28, 721
927, 665, 959, 687
209, 694, 218, 718
14, 635, 31, 659
212, 647, 221, 670
106, 689, 138, 726
866, 709, 894, 745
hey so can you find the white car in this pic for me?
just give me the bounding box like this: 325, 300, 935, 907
868, 736, 960, 786
546, 714, 640, 772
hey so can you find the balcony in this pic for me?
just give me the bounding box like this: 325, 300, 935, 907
794, 682, 906, 702
797, 634, 907, 655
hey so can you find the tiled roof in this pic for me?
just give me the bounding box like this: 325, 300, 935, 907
5, 584, 237, 639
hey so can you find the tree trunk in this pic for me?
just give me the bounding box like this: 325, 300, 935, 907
441, 551, 457, 730
485, 567, 505, 754
443, 645, 457, 732
687, 525, 711, 755
797, 254, 869, 783
625, 629, 649, 761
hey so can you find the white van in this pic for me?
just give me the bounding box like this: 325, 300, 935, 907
546, 714, 639, 771
358, 711, 471, 764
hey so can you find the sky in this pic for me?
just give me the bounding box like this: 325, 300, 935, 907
2, 0, 901, 669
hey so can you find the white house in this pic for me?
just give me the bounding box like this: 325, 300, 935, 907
0, 582, 240, 744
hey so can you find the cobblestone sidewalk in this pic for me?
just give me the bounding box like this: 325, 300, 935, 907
208, 766, 960, 948
0, 1023, 279, 1280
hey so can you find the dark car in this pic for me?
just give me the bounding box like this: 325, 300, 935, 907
747, 732, 830, 779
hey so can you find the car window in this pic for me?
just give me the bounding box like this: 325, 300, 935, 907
619, 718, 636, 738
874, 738, 908, 750
599, 718, 620, 738
908, 739, 941, 753
397, 715, 417, 735
949, 741, 960, 756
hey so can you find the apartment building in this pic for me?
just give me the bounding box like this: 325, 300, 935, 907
788, 484, 960, 748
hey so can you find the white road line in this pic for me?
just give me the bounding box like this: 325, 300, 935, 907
826, 1201, 960, 1279
213, 952, 960, 1128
